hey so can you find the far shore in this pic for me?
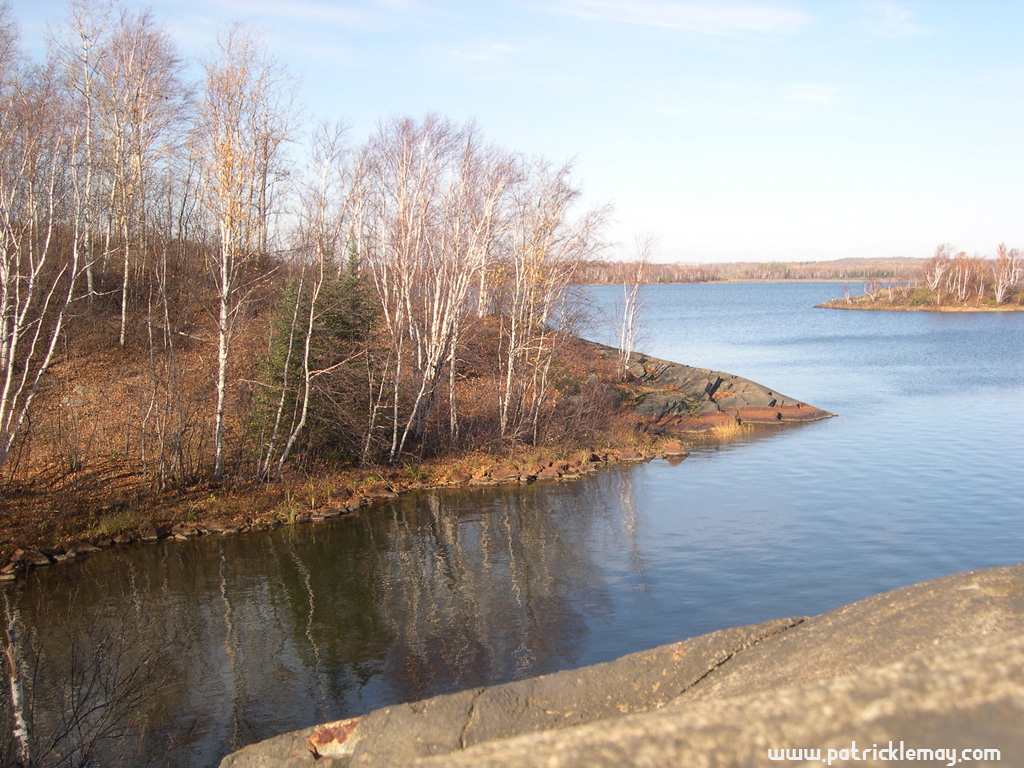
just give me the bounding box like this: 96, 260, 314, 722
578, 278, 857, 286
818, 298, 1024, 312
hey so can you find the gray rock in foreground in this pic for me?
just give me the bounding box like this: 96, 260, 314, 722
220, 564, 1024, 767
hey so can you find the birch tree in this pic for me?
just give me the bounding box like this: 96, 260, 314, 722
617, 233, 654, 379
992, 243, 1021, 305
495, 158, 606, 443
0, 29, 82, 476
262, 122, 360, 479
445, 133, 515, 441
193, 24, 293, 479
50, 0, 114, 302
924, 243, 952, 304
98, 8, 190, 347
361, 116, 509, 460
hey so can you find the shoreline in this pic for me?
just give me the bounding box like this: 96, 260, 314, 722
0, 341, 833, 583
579, 278, 890, 286
0, 440, 692, 583
817, 298, 1024, 312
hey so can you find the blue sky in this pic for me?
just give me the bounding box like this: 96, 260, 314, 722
15, 1, 1024, 263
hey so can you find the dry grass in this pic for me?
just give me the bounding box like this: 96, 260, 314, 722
699, 419, 754, 443
0, 307, 653, 562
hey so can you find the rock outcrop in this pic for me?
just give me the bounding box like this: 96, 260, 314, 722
614, 348, 833, 430
220, 563, 1024, 767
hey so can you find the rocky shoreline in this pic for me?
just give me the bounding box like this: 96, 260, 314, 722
0, 345, 832, 582
0, 445, 677, 583
610, 345, 833, 429
220, 562, 1024, 767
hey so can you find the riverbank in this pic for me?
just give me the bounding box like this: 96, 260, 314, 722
0, 339, 832, 581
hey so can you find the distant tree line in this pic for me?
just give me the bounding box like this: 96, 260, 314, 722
578, 260, 719, 284
0, 0, 610, 494
729, 259, 924, 281
579, 258, 926, 284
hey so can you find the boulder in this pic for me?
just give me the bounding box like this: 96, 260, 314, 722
65, 540, 100, 556
660, 440, 688, 457
220, 618, 799, 768
489, 468, 522, 484
631, 391, 694, 420
171, 523, 201, 539
220, 563, 1024, 768
11, 548, 51, 567
205, 520, 244, 534
362, 482, 398, 499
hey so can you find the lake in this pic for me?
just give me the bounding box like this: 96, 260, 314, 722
8, 282, 1024, 767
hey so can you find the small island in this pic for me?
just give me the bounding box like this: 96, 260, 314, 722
818, 245, 1023, 311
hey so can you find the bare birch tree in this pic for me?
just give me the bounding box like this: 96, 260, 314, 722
361, 116, 510, 460
924, 243, 952, 304
50, 0, 114, 303
495, 158, 606, 443
992, 243, 1020, 305
0, 30, 82, 475
193, 24, 293, 479
617, 233, 654, 378
445, 133, 515, 441
93, 8, 190, 346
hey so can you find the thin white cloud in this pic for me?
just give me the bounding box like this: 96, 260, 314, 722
547, 0, 810, 36
443, 42, 520, 65
860, 2, 932, 39
786, 83, 838, 105
186, 0, 431, 29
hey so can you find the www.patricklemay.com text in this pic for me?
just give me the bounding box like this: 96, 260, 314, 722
768, 741, 1001, 765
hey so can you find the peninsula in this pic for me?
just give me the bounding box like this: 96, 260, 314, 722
0, 337, 832, 580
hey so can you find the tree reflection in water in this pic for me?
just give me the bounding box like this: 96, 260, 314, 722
6, 469, 643, 767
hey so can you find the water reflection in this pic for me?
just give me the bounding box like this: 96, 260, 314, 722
10, 284, 1022, 768
7, 469, 644, 767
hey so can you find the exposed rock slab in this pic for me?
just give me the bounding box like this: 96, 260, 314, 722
218, 618, 801, 768
615, 347, 833, 429
682, 562, 1024, 702
220, 563, 1024, 768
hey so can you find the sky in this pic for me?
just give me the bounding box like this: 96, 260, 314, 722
13, 0, 1024, 263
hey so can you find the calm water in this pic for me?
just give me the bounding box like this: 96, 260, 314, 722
9, 283, 1024, 767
